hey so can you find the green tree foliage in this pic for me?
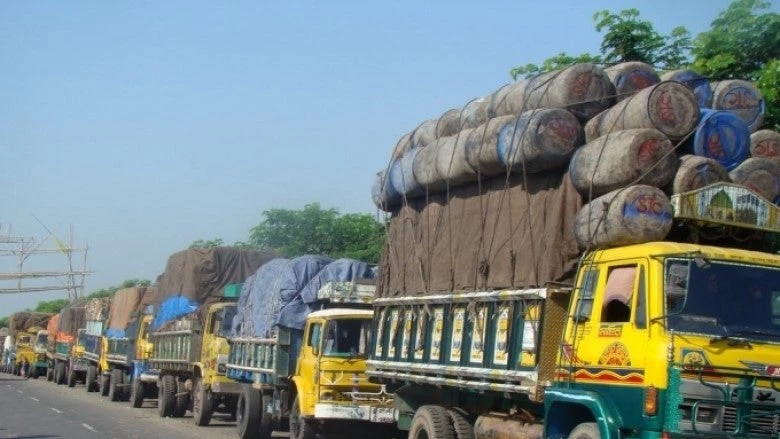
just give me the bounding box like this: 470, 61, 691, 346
511, 9, 691, 79
33, 299, 69, 314
188, 238, 225, 249
249, 203, 385, 263
0, 316, 8, 328
692, 0, 779, 128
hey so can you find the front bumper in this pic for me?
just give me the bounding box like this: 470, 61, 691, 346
313, 403, 396, 423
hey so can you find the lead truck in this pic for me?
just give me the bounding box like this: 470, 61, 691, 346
369, 182, 780, 438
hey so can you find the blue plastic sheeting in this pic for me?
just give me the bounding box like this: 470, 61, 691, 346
151, 295, 199, 330
105, 328, 126, 339
231, 256, 376, 338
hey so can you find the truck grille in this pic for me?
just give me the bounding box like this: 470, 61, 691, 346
722, 405, 780, 437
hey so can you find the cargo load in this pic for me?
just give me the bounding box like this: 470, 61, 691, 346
8, 312, 53, 336
231, 256, 375, 338
105, 286, 155, 338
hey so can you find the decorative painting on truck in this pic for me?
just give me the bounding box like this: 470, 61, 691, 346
469, 305, 487, 365
493, 304, 510, 366
430, 307, 444, 362
401, 309, 413, 360
449, 308, 465, 363
387, 309, 399, 359
374, 308, 386, 358
413, 308, 426, 361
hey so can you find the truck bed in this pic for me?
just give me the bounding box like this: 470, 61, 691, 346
148, 322, 200, 373
226, 327, 301, 387
367, 288, 569, 399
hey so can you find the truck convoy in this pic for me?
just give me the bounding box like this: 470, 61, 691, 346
5, 312, 53, 377
226, 256, 394, 439
368, 62, 780, 438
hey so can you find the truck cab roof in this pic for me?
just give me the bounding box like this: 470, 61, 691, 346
591, 241, 780, 266
308, 308, 373, 320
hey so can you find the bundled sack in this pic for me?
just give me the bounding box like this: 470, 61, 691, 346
152, 247, 276, 307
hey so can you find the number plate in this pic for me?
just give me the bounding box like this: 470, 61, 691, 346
369, 407, 395, 423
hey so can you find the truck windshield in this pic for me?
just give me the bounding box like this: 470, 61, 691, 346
35, 334, 48, 348
18, 335, 31, 346
215, 305, 237, 338
665, 258, 780, 342
322, 319, 371, 358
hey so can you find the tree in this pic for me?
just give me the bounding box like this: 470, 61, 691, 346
249, 203, 385, 263
0, 316, 8, 328
34, 299, 69, 314
189, 238, 225, 249
511, 9, 691, 79
85, 278, 151, 299
692, 0, 779, 127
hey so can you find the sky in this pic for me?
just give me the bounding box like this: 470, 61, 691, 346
0, 0, 746, 315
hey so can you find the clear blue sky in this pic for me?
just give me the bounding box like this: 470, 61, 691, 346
1, 0, 738, 315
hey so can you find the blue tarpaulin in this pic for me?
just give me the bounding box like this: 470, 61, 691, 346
231, 256, 375, 338
151, 296, 199, 330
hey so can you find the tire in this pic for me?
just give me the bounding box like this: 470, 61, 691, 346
289, 395, 316, 439
56, 362, 66, 385
109, 369, 124, 402
448, 409, 474, 439
47, 367, 54, 382
130, 379, 145, 408
192, 377, 213, 426
172, 379, 189, 418
409, 405, 456, 439
100, 372, 110, 396
86, 365, 97, 392
67, 367, 76, 388
158, 375, 175, 418
237, 384, 262, 439
568, 422, 600, 439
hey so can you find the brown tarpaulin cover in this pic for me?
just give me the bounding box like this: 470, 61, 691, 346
8, 312, 54, 336
152, 247, 276, 306
377, 172, 583, 298
106, 287, 146, 330
59, 300, 87, 339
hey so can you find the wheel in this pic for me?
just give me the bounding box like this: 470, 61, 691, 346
237, 384, 262, 439
409, 405, 456, 439
568, 422, 600, 439
67, 366, 76, 387
57, 362, 66, 385
85, 365, 97, 392
172, 379, 189, 418
130, 379, 145, 408
447, 409, 474, 439
100, 372, 110, 396
47, 367, 54, 382
192, 377, 214, 426
109, 369, 124, 402
158, 375, 175, 417
289, 395, 316, 439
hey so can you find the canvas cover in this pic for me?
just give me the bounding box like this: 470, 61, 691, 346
57, 301, 86, 342
105, 287, 154, 338
151, 296, 200, 331
152, 247, 275, 307
377, 171, 582, 298
85, 297, 110, 322
231, 256, 376, 338
8, 312, 54, 336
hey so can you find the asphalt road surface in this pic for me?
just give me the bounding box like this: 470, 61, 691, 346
0, 372, 288, 439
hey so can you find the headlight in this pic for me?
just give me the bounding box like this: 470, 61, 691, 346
320, 391, 334, 401
216, 354, 228, 374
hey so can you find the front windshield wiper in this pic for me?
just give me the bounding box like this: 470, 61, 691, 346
723, 327, 780, 340
709, 334, 753, 348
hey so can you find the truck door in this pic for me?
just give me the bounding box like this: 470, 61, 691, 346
297, 320, 322, 407
564, 260, 650, 385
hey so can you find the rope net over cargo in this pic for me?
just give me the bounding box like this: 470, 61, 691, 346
371, 62, 776, 298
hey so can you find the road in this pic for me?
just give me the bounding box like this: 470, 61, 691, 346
0, 372, 288, 439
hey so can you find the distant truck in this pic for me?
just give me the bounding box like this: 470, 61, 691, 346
227, 282, 395, 439
104, 312, 158, 404
82, 323, 108, 393
11, 327, 44, 377
147, 288, 240, 423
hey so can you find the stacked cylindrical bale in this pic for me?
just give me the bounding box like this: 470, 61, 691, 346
751, 130, 780, 159
660, 70, 713, 108
605, 61, 661, 101
729, 157, 780, 202
690, 109, 751, 171
711, 80, 765, 133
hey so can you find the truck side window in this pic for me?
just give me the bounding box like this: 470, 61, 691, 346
308, 323, 322, 350
575, 268, 599, 321
602, 266, 637, 323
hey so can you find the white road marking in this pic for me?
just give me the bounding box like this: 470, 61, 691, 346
30, 397, 39, 401
81, 423, 97, 432
51, 407, 63, 414
16, 389, 22, 393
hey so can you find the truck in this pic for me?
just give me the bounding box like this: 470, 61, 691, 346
11, 327, 45, 377
147, 291, 240, 422
101, 286, 159, 404
106, 312, 159, 405
227, 277, 396, 439
82, 328, 108, 392
368, 182, 780, 438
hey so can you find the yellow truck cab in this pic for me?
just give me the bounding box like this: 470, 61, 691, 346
32, 329, 49, 378
12, 330, 36, 377
64, 329, 89, 387
148, 299, 239, 424
129, 313, 160, 408
291, 308, 394, 437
